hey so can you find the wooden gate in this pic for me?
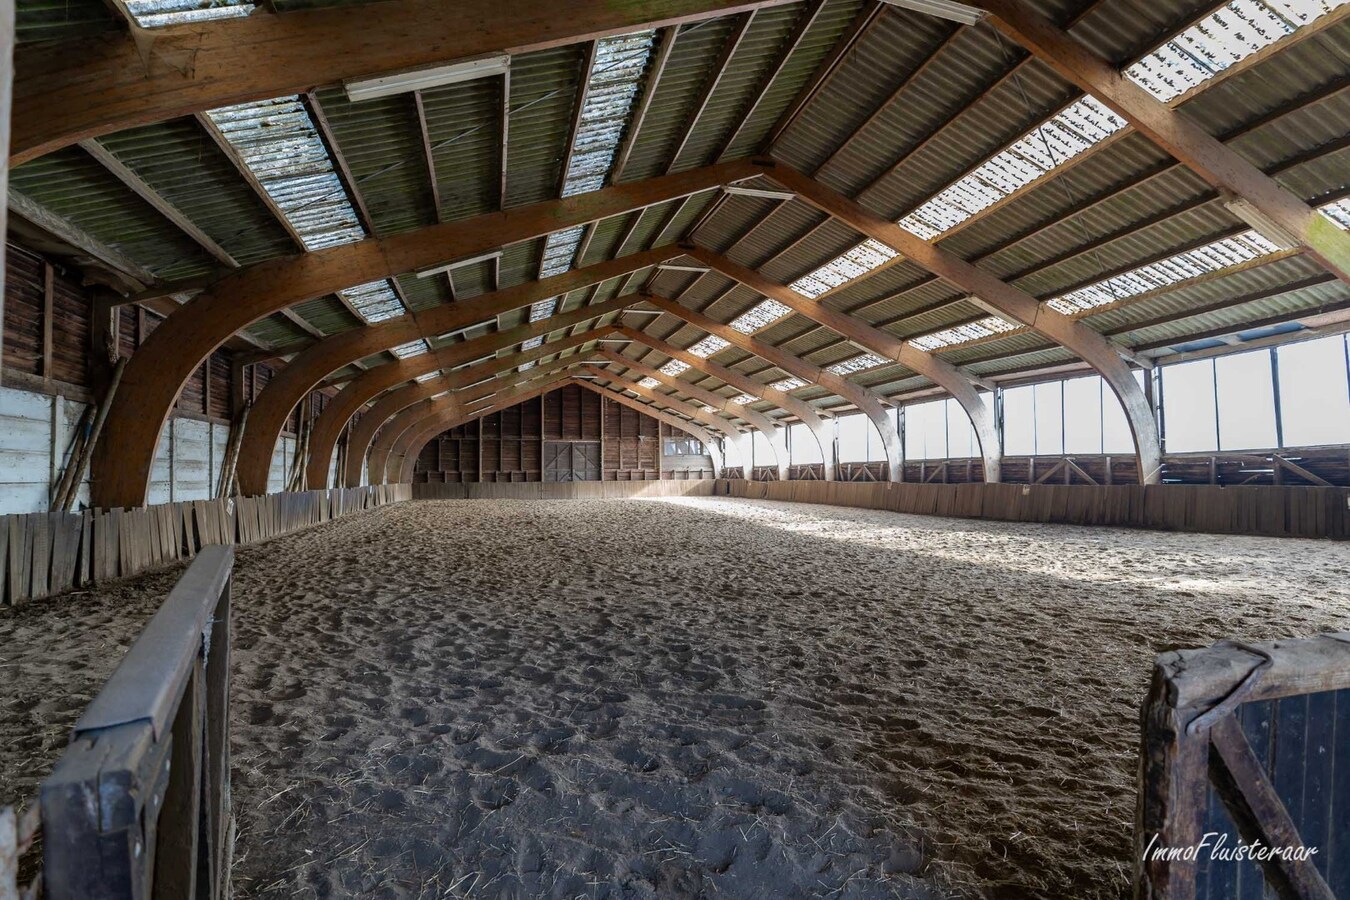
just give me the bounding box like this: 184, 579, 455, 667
543, 442, 600, 482
1136, 633, 1350, 898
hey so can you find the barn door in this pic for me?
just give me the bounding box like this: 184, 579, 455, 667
572, 442, 601, 481
543, 442, 571, 482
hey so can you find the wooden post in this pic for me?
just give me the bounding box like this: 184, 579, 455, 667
40, 261, 54, 380
0, 0, 11, 388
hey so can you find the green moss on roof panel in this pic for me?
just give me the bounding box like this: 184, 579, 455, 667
669, 5, 802, 172
620, 16, 739, 182
92, 117, 297, 267
290, 296, 359, 336
312, 87, 436, 237
11, 147, 217, 282
421, 76, 502, 224
395, 272, 451, 313
506, 47, 589, 210
721, 0, 866, 161
17, 0, 115, 43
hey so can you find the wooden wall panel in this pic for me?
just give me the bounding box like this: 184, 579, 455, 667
51, 270, 89, 387
3, 245, 43, 376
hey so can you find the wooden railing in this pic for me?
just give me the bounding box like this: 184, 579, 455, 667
1135, 633, 1350, 898
3, 546, 236, 899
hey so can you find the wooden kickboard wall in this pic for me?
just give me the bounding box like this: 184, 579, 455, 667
718, 480, 1350, 540
0, 484, 412, 606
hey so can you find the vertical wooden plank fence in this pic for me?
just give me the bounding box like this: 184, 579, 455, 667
0, 484, 411, 606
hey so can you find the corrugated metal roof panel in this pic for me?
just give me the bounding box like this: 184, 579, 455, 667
91, 117, 296, 266
11, 147, 217, 281
17, 0, 115, 43
669, 5, 803, 172
619, 16, 740, 182
504, 47, 588, 209
309, 87, 434, 237
421, 76, 503, 224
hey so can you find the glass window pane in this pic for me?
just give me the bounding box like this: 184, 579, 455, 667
838, 414, 868, 462
1216, 350, 1276, 450
790, 422, 823, 464
1002, 386, 1034, 456
907, 399, 948, 460
752, 429, 774, 467
1063, 376, 1104, 454
1278, 335, 1350, 447
1034, 382, 1064, 455
1163, 359, 1217, 452
945, 398, 975, 458
868, 413, 891, 463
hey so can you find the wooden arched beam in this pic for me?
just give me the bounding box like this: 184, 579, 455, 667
235, 250, 668, 495
91, 161, 759, 508
613, 325, 836, 480
594, 348, 788, 480
12, 0, 800, 165
767, 164, 1164, 484
686, 246, 1002, 482
301, 323, 618, 490
645, 293, 905, 481
372, 357, 583, 482
245, 247, 674, 495
576, 365, 751, 479
394, 378, 726, 484
974, 0, 1350, 286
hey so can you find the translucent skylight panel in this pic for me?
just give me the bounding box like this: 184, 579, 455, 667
390, 339, 429, 359
731, 394, 760, 405
338, 280, 406, 324
1047, 231, 1278, 313
124, 0, 253, 27
638, 377, 661, 389
1125, 0, 1337, 101
909, 316, 1017, 351
772, 377, 806, 392
702, 405, 717, 413
827, 353, 887, 375
415, 372, 440, 383
660, 359, 691, 376
729, 299, 792, 334
205, 99, 367, 252
528, 299, 559, 323
689, 335, 731, 358
1319, 198, 1350, 229
561, 32, 655, 199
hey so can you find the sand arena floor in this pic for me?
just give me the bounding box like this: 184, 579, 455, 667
3, 496, 1349, 897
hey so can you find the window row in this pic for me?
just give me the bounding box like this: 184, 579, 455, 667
739, 334, 1350, 465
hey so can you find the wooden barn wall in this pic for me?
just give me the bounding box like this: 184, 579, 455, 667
1, 241, 340, 514
414, 386, 715, 483
718, 480, 1350, 540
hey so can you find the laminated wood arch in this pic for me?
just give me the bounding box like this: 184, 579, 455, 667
595, 348, 788, 480
91, 161, 758, 509
613, 326, 836, 481
12, 0, 801, 165
300, 323, 619, 490
973, 0, 1350, 286
687, 246, 1001, 483
645, 294, 905, 481
767, 165, 1164, 484
242, 249, 675, 494
576, 366, 752, 479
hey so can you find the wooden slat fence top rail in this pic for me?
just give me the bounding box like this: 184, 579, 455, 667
75, 545, 233, 741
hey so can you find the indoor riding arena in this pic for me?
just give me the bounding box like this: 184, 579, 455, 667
1, 1, 1349, 898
